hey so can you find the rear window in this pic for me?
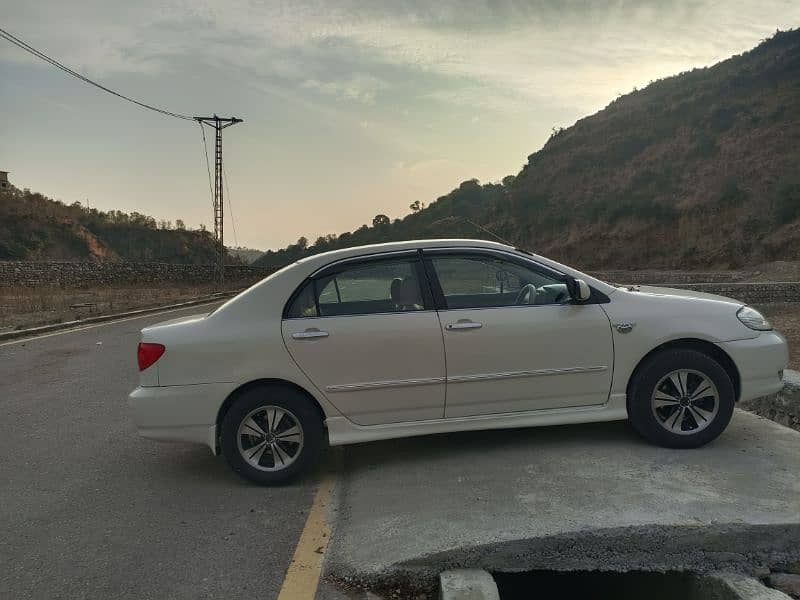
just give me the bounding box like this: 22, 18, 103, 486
286, 281, 318, 318
285, 258, 425, 318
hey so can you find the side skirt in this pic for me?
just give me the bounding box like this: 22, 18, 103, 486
325, 394, 628, 446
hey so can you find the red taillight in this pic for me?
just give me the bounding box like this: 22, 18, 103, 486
137, 343, 165, 371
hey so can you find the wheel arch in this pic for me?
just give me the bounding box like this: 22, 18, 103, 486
215, 379, 327, 451
626, 338, 741, 403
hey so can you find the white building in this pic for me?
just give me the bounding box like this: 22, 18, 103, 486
0, 171, 9, 190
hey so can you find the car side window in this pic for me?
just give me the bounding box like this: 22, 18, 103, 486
285, 258, 425, 318
430, 255, 569, 309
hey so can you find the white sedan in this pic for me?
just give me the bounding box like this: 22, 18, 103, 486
129, 239, 787, 485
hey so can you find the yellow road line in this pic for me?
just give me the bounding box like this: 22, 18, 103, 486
278, 470, 337, 599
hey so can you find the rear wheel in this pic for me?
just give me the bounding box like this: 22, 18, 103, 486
628, 349, 735, 448
220, 385, 324, 485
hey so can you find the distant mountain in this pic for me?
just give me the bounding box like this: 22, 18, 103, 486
0, 186, 236, 264
255, 29, 800, 271
227, 246, 264, 264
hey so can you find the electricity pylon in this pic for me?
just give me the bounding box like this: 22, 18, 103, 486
194, 115, 243, 285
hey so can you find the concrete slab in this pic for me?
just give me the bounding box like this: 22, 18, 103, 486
439, 570, 499, 600
698, 573, 794, 600
324, 410, 800, 594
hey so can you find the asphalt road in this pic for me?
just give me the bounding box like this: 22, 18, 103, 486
0, 305, 318, 600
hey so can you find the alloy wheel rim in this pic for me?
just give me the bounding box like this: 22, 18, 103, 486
651, 369, 719, 436
237, 406, 304, 471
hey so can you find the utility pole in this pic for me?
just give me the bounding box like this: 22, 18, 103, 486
194, 115, 243, 285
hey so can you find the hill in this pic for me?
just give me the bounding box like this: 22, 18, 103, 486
0, 186, 234, 264
227, 246, 264, 264
255, 29, 800, 272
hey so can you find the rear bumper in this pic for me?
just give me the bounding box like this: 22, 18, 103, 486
719, 332, 788, 402
128, 383, 234, 454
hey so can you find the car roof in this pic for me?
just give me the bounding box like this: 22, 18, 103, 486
295, 238, 515, 269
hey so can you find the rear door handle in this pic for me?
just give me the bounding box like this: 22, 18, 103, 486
292, 329, 329, 339
446, 320, 483, 330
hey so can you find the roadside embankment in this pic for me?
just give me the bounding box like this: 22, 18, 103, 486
741, 370, 800, 432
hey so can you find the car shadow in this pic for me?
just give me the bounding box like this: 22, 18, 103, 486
125, 440, 326, 488
339, 419, 646, 475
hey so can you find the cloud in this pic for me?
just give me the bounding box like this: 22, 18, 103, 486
4, 0, 799, 117
302, 73, 388, 104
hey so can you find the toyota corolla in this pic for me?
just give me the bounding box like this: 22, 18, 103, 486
128, 239, 787, 485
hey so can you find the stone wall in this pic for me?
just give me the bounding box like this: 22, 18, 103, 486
0, 261, 275, 287
626, 282, 800, 304
589, 272, 800, 304
590, 270, 758, 284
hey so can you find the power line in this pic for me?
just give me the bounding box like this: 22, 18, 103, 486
222, 164, 238, 247
1, 26, 246, 283
198, 122, 216, 214
0, 26, 194, 121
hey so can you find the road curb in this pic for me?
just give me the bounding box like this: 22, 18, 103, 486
0, 291, 240, 342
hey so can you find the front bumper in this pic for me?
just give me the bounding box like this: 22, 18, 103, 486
128, 383, 234, 454
719, 331, 788, 402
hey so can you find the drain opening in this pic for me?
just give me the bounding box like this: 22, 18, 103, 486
492, 570, 696, 600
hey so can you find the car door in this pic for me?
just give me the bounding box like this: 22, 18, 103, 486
281, 252, 446, 426
423, 249, 614, 418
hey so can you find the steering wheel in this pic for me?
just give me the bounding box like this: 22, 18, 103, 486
515, 283, 537, 305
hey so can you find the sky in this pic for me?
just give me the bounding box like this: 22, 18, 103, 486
1, 1, 799, 250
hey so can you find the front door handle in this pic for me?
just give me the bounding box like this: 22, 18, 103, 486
292, 329, 330, 339
446, 320, 483, 331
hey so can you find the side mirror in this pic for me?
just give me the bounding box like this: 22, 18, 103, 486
566, 277, 592, 302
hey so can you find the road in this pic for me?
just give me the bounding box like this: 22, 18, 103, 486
0, 304, 318, 600
4, 303, 800, 600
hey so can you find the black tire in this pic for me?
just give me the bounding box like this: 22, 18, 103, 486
627, 349, 735, 449
220, 385, 324, 485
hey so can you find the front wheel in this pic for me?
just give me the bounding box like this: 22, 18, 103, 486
220, 386, 324, 485
628, 349, 735, 449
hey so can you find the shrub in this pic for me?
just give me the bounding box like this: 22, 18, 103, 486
774, 180, 800, 222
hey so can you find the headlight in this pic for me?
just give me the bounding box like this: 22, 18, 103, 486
737, 306, 772, 331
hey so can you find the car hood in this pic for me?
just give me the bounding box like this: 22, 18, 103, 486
625, 285, 742, 305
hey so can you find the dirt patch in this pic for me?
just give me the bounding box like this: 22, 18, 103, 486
747, 261, 800, 282
0, 283, 241, 331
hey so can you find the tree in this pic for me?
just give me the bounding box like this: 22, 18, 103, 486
175, 219, 186, 230
502, 175, 516, 187
409, 200, 425, 213
372, 214, 390, 227
296, 236, 308, 250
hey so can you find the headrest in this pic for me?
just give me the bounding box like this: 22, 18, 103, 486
396, 277, 420, 307
390, 278, 404, 305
